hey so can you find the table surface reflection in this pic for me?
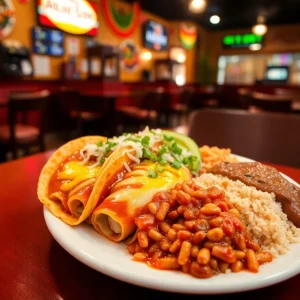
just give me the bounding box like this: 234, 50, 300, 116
0, 151, 299, 300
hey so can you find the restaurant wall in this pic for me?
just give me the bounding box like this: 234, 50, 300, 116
3, 0, 202, 83
207, 24, 300, 83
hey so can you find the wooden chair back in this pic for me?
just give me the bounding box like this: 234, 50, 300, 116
141, 88, 164, 112
8, 90, 50, 145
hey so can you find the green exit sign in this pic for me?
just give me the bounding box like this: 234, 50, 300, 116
223, 33, 264, 49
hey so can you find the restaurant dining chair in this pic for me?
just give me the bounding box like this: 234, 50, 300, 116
57, 88, 82, 139
249, 92, 292, 113
78, 94, 110, 136
237, 88, 251, 109
0, 89, 50, 161
162, 89, 191, 127
275, 88, 300, 114
118, 88, 164, 131
189, 86, 218, 110
188, 109, 300, 167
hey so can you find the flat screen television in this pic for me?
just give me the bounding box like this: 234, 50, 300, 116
143, 20, 168, 51
32, 27, 64, 57
265, 66, 289, 84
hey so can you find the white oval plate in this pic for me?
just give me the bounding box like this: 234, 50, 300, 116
44, 155, 300, 294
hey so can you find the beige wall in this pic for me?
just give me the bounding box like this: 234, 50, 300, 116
4, 0, 204, 82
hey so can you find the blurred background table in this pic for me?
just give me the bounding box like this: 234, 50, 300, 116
0, 151, 299, 300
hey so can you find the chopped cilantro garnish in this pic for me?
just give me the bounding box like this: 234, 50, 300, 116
100, 158, 105, 164
97, 141, 103, 147
148, 169, 158, 178
172, 160, 182, 169
164, 134, 174, 142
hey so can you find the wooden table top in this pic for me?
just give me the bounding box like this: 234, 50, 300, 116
80, 90, 147, 98
0, 151, 299, 300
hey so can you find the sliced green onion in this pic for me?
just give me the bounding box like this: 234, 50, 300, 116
172, 160, 182, 169
105, 142, 117, 153
156, 165, 164, 173
150, 153, 157, 162
158, 158, 168, 166
182, 157, 189, 165
141, 136, 150, 146
163, 134, 174, 142
143, 147, 152, 158
188, 156, 199, 172
148, 169, 158, 178
158, 145, 168, 156
171, 142, 182, 155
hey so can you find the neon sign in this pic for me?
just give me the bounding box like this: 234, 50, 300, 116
37, 0, 99, 36
223, 33, 264, 49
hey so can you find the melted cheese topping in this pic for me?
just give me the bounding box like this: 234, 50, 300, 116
58, 161, 101, 192
107, 161, 191, 215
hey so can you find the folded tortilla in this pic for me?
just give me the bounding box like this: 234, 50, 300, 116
91, 161, 192, 242
37, 136, 109, 225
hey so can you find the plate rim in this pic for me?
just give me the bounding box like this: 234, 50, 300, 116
43, 154, 300, 294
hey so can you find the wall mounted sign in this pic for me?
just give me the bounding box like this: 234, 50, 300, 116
0, 0, 16, 39
32, 26, 64, 56
143, 20, 168, 51
179, 23, 197, 50
66, 37, 80, 55
102, 0, 140, 37
223, 33, 264, 49
37, 0, 99, 36
120, 40, 139, 72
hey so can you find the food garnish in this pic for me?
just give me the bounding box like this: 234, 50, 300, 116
80, 128, 201, 174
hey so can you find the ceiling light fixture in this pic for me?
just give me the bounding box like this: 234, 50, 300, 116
252, 15, 268, 36
189, 0, 207, 14
210, 15, 220, 24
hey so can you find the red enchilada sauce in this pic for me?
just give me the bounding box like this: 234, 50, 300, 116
48, 151, 98, 215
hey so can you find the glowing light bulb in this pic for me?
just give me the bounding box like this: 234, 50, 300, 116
210, 15, 220, 24
189, 0, 206, 13
140, 51, 152, 61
